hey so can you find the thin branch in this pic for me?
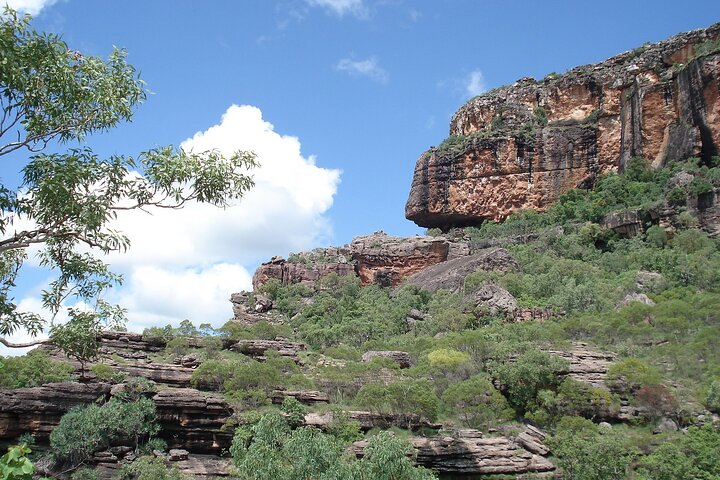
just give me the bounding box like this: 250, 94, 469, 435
0, 336, 50, 348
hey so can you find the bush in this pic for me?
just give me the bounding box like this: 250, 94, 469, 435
71, 468, 98, 480
634, 423, 720, 479
50, 397, 160, 466
606, 358, 662, 393
0, 444, 34, 480
354, 379, 440, 425
441, 375, 510, 428
0, 350, 74, 388
118, 456, 190, 480
488, 349, 567, 414
547, 416, 636, 480
89, 363, 126, 383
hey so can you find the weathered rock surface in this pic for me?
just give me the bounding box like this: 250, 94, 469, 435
350, 231, 469, 287
229, 339, 306, 359
515, 425, 550, 456
251, 249, 356, 291
402, 248, 521, 293
474, 282, 518, 315
406, 23, 720, 228
0, 382, 111, 440
361, 350, 412, 368
548, 344, 617, 388
270, 389, 329, 405
352, 429, 555, 475
92, 453, 231, 479
152, 388, 233, 453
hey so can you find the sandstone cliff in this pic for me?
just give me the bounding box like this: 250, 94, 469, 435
406, 23, 720, 228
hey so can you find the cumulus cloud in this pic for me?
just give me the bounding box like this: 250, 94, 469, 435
305, 0, 368, 18
465, 70, 486, 97
103, 104, 341, 329
1, 105, 341, 353
336, 56, 388, 83
3, 0, 58, 15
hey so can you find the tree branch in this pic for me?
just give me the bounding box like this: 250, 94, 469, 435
0, 336, 50, 348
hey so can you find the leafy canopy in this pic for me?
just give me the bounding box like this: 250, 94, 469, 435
0, 9, 256, 354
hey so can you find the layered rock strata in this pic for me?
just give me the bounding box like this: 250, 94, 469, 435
352, 428, 555, 476
250, 231, 471, 291
406, 23, 720, 227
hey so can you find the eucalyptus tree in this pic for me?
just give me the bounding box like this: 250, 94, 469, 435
0, 9, 257, 359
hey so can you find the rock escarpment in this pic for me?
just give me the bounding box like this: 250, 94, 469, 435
250, 231, 470, 291
406, 23, 720, 228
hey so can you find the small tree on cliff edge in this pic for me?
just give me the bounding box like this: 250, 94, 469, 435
0, 9, 257, 354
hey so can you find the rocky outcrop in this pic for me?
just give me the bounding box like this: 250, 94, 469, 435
229, 339, 306, 360
270, 389, 329, 405
474, 282, 518, 315
0, 382, 111, 440
548, 344, 617, 388
251, 248, 356, 291
361, 350, 412, 368
0, 383, 233, 454
352, 429, 555, 476
406, 23, 720, 228
152, 388, 233, 453
402, 248, 521, 293
349, 232, 469, 287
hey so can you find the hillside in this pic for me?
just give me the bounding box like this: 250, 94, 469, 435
2, 24, 720, 480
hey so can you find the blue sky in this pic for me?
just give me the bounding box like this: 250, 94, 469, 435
2, 0, 720, 342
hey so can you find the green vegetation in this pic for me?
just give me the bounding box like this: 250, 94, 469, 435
0, 350, 73, 388
229, 412, 436, 480
0, 444, 34, 479
50, 397, 160, 466
0, 8, 256, 358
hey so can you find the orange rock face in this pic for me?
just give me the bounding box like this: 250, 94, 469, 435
406, 23, 720, 228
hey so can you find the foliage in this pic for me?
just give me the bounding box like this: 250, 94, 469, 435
291, 275, 429, 348
487, 348, 568, 414
0, 444, 34, 480
50, 397, 160, 466
634, 423, 720, 479
547, 416, 636, 480
230, 412, 436, 480
441, 375, 510, 428
70, 468, 98, 480
354, 379, 440, 425
0, 350, 73, 387
0, 9, 256, 351
89, 362, 126, 382
118, 456, 190, 480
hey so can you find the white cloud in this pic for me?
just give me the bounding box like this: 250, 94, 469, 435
2, 105, 341, 344
114, 263, 253, 331
3, 0, 58, 15
102, 104, 340, 330
305, 0, 368, 18
465, 70, 486, 97
336, 56, 388, 83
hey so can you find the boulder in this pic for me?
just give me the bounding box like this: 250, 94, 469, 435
270, 390, 329, 405
350, 231, 469, 287
403, 248, 521, 293
229, 339, 306, 359
361, 350, 412, 368
474, 282, 518, 315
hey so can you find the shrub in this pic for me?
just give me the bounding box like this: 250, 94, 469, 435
634, 424, 720, 480
0, 350, 74, 388
71, 468, 98, 480
89, 363, 126, 383
548, 416, 636, 480
606, 358, 662, 393
50, 397, 160, 466
354, 379, 440, 425
0, 444, 34, 480
488, 349, 568, 414
118, 456, 190, 480
441, 375, 510, 428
